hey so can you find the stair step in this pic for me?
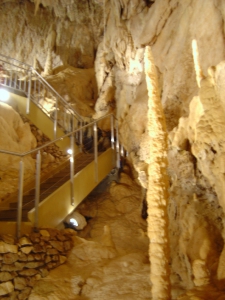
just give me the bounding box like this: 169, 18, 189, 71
0, 209, 29, 221
0, 151, 105, 222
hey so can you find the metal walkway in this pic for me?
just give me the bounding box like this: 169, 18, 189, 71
0, 55, 121, 237
0, 153, 96, 221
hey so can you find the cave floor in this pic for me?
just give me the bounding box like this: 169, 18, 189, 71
29, 172, 151, 300
28, 172, 224, 300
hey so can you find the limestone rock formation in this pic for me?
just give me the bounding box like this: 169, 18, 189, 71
0, 103, 36, 200
45, 66, 98, 117
144, 46, 170, 300
1, 0, 225, 299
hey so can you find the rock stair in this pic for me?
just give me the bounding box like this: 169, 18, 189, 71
0, 152, 95, 222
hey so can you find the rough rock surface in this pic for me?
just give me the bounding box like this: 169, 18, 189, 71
0, 103, 36, 201
0, 107, 68, 202
0, 228, 74, 299
0, 1, 102, 69
29, 165, 151, 300
45, 66, 98, 118
1, 0, 225, 299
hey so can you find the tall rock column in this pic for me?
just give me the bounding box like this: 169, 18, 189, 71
144, 46, 171, 299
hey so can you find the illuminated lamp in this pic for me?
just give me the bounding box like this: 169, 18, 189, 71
0, 88, 9, 101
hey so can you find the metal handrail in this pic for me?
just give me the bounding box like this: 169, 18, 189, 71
0, 54, 122, 238
0, 54, 83, 119
0, 53, 84, 137
31, 68, 83, 121
0, 112, 121, 238
0, 113, 115, 157
0, 54, 33, 69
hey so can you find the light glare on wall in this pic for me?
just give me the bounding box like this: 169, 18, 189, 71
0, 88, 9, 101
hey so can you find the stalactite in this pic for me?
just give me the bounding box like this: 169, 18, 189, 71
33, 55, 37, 70
34, 0, 41, 15
192, 39, 204, 88
43, 48, 52, 76
43, 25, 56, 76
144, 46, 171, 300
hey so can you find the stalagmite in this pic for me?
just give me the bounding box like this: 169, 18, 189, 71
144, 46, 171, 300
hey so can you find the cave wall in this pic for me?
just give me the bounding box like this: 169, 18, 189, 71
94, 1, 225, 292
0, 0, 103, 69
1, 0, 225, 296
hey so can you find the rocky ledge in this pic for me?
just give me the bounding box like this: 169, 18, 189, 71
0, 228, 75, 300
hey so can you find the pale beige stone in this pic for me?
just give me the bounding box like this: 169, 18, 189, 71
19, 269, 39, 277
34, 254, 42, 261
21, 246, 33, 254
0, 241, 18, 254
49, 241, 64, 252
1, 234, 15, 245
18, 237, 32, 247
0, 281, 14, 296
27, 254, 35, 261
46, 248, 58, 255
0, 272, 14, 282
192, 259, 209, 287
1, 262, 25, 272
25, 261, 44, 269
3, 253, 18, 264
18, 252, 28, 262
39, 268, 49, 278
18, 287, 32, 300
39, 229, 50, 237
59, 255, 67, 265
14, 277, 27, 290
33, 244, 45, 253
63, 241, 71, 251
45, 256, 51, 264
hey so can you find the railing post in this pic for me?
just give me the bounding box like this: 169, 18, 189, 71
63, 111, 67, 132
38, 78, 40, 104
4, 72, 7, 85
79, 121, 83, 153
70, 130, 75, 206
93, 122, 98, 182
33, 72, 37, 104
34, 150, 41, 231
115, 120, 120, 168
26, 68, 32, 114
14, 72, 17, 89
18, 76, 22, 90
54, 97, 58, 139
9, 70, 13, 88
17, 159, 24, 240
120, 144, 124, 156
111, 114, 115, 149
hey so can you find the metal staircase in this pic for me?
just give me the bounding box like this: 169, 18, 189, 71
0, 55, 121, 238
0, 152, 100, 220
0, 54, 83, 138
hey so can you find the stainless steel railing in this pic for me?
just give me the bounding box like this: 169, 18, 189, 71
0, 54, 84, 138
0, 113, 121, 239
